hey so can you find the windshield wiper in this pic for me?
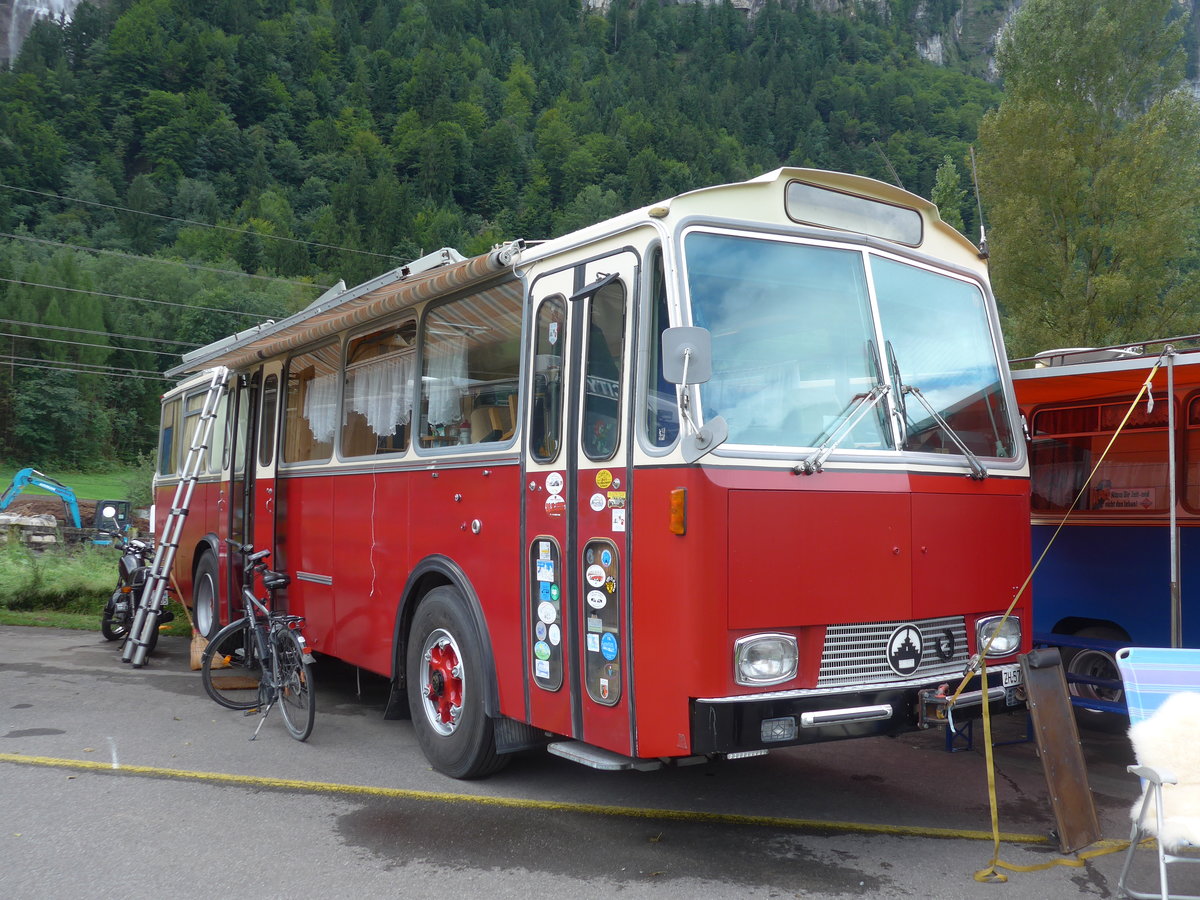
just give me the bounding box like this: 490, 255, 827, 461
901, 383, 989, 481
794, 383, 890, 475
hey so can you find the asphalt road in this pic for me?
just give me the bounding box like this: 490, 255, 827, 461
0, 625, 1181, 899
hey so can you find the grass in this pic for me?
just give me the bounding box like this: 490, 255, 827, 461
0, 538, 190, 636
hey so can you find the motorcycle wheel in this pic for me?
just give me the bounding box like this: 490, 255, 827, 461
100, 591, 128, 642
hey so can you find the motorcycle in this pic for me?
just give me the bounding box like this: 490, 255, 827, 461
100, 528, 170, 653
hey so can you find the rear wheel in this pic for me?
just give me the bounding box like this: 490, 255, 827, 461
201, 617, 264, 710
1063, 625, 1127, 731
192, 551, 220, 640
406, 586, 508, 779
276, 629, 315, 741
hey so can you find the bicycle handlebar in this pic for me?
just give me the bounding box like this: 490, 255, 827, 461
225, 537, 270, 564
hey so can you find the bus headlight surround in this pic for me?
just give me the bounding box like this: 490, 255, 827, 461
734, 633, 799, 686
976, 615, 1021, 658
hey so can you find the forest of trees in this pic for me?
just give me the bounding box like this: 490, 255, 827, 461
0, 0, 1190, 468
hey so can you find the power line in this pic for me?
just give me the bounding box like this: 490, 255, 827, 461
0, 230, 332, 291
0, 181, 408, 264
0, 317, 201, 348
0, 276, 277, 320
0, 330, 182, 357
0, 354, 172, 381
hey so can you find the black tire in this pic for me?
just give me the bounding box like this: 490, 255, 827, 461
275, 628, 315, 742
100, 591, 128, 641
201, 617, 265, 711
406, 586, 508, 779
1062, 625, 1127, 732
192, 550, 221, 640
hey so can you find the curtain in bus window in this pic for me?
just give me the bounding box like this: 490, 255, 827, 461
342, 322, 416, 456
1030, 437, 1091, 511
284, 345, 338, 463
355, 357, 411, 436
426, 335, 467, 427
303, 373, 338, 442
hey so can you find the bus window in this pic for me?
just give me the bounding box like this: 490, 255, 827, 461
420, 286, 521, 449
873, 256, 1013, 458
644, 248, 679, 448
583, 280, 626, 461
208, 390, 228, 474
687, 233, 885, 449
232, 386, 249, 475
258, 374, 278, 468
531, 297, 565, 462
341, 320, 416, 457
181, 391, 204, 467
1031, 401, 1169, 512
1184, 396, 1200, 512
158, 398, 180, 476
283, 345, 339, 463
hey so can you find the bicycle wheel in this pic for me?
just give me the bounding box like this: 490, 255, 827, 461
275, 628, 315, 741
201, 617, 265, 711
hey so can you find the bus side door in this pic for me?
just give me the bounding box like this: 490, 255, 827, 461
227, 365, 281, 606
522, 250, 639, 755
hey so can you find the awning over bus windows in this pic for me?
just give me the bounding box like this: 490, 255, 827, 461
167, 245, 520, 377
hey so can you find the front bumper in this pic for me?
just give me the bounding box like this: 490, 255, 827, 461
689, 662, 1022, 755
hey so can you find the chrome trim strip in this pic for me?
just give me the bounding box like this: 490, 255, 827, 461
800, 704, 894, 728
295, 572, 333, 586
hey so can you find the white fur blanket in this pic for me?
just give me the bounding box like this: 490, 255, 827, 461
1129, 691, 1200, 850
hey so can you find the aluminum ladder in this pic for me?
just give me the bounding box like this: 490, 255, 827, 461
122, 366, 228, 667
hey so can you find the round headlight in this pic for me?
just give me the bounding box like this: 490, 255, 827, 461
734, 633, 799, 686
976, 615, 1021, 658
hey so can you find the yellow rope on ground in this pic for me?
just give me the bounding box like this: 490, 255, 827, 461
954, 351, 1170, 882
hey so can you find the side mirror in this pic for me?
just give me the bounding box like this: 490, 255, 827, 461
662, 326, 714, 385
101, 505, 117, 519
661, 326, 728, 463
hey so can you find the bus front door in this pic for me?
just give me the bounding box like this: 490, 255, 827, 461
523, 251, 638, 756
227, 366, 281, 609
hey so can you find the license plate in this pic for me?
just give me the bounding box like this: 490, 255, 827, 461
1001, 665, 1021, 687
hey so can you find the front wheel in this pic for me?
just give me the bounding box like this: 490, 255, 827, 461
201, 617, 264, 710
406, 586, 508, 779
100, 590, 129, 641
275, 629, 315, 742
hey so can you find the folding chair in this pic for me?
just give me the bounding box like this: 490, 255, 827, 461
1115, 647, 1200, 899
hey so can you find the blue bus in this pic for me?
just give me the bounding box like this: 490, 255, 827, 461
1012, 340, 1200, 716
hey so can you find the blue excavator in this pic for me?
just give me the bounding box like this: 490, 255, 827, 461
0, 468, 129, 536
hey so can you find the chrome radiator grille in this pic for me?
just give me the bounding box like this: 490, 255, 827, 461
817, 616, 969, 688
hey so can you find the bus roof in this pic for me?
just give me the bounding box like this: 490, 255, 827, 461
1011, 347, 1200, 406
166, 245, 518, 378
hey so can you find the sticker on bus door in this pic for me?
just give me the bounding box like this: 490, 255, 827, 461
529, 538, 563, 691
582, 538, 621, 706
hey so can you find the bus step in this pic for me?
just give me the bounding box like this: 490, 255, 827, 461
547, 741, 662, 772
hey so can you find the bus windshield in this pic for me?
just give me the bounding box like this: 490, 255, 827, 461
684, 230, 1014, 459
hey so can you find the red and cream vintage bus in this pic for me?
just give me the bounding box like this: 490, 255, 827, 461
156, 168, 1030, 777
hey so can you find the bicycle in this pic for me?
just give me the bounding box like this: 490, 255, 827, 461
199, 540, 315, 741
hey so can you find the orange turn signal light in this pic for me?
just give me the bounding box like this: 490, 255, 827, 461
668, 488, 687, 535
